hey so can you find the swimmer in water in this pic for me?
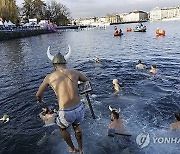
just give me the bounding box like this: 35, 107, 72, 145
39, 107, 56, 126
108, 106, 131, 151
135, 60, 144, 70
37, 108, 57, 146
108, 106, 126, 135
94, 57, 100, 63
149, 64, 157, 74
170, 113, 180, 131
113, 79, 120, 92
0, 114, 9, 123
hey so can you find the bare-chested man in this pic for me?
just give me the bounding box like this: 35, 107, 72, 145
112, 79, 120, 93
108, 107, 131, 151
149, 64, 157, 74
136, 60, 144, 70
36, 49, 89, 154
108, 109, 126, 134
39, 108, 56, 126
170, 113, 180, 131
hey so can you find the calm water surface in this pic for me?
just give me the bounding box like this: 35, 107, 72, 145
0, 21, 180, 154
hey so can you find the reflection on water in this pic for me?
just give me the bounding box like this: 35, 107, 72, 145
0, 21, 180, 154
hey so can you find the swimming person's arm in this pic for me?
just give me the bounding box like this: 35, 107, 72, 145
36, 75, 49, 103
78, 71, 89, 82
39, 112, 46, 121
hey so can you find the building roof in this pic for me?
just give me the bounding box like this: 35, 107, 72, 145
130, 10, 147, 14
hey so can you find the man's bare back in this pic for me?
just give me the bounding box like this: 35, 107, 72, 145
36, 67, 88, 109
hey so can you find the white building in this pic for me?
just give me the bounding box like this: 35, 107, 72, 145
77, 18, 96, 26
149, 7, 162, 21
29, 18, 37, 25
122, 10, 148, 22
149, 6, 180, 21
38, 20, 49, 27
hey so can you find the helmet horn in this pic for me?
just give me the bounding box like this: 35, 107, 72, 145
64, 45, 71, 60
119, 108, 121, 113
47, 46, 54, 61
109, 106, 113, 111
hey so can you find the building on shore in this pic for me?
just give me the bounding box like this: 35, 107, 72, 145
105, 14, 121, 23
72, 17, 110, 27
121, 10, 148, 22
72, 17, 97, 26
149, 6, 180, 21
72, 10, 148, 26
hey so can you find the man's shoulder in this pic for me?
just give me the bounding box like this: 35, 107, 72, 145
45, 73, 54, 79
66, 69, 79, 74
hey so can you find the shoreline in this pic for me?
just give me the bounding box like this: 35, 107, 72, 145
0, 27, 56, 41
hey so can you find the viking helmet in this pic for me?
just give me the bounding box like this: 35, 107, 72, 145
109, 106, 121, 113
52, 52, 66, 64
47, 45, 71, 64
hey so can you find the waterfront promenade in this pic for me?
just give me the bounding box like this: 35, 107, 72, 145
0, 27, 56, 41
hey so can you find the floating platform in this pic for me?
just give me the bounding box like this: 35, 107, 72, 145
56, 25, 87, 30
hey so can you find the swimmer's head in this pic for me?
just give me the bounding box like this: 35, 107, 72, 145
112, 79, 119, 85
111, 110, 119, 120
95, 57, 100, 63
174, 113, 180, 121
151, 64, 156, 69
0, 114, 9, 123
109, 106, 121, 121
42, 107, 54, 115
137, 60, 142, 64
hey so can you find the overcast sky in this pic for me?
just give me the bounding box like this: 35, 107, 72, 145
16, 0, 180, 18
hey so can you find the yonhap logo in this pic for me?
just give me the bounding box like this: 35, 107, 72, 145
136, 132, 150, 148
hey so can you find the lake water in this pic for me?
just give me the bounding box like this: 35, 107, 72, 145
0, 21, 180, 154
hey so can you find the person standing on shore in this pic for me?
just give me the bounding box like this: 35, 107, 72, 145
36, 46, 89, 153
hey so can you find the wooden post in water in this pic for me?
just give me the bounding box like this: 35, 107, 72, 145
85, 92, 95, 119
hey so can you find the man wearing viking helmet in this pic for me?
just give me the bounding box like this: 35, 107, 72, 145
108, 106, 126, 135
36, 46, 89, 153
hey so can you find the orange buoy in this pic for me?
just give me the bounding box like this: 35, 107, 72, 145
126, 28, 132, 32
156, 29, 165, 36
